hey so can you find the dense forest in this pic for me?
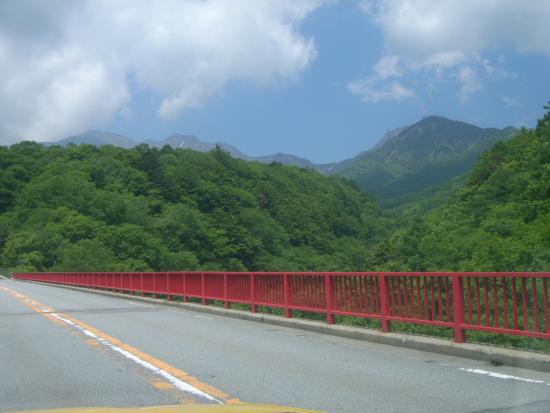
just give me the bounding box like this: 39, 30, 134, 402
385, 105, 550, 272
1, 106, 549, 275
0, 143, 387, 272
335, 116, 517, 206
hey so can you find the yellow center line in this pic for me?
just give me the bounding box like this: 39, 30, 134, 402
0, 285, 240, 404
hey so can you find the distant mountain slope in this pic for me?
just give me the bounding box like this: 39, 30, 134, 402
44, 131, 137, 148
145, 134, 247, 159
41, 116, 517, 211
387, 108, 550, 272
254, 153, 332, 171
44, 132, 329, 170
335, 116, 518, 204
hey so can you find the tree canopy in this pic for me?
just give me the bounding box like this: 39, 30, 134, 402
384, 105, 550, 271
0, 143, 385, 272
2, 105, 549, 274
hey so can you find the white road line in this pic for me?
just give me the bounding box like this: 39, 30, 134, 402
2, 286, 225, 403
193, 314, 214, 321
48, 311, 222, 403
459, 368, 549, 385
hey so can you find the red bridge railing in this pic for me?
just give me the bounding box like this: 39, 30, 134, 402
12, 272, 550, 343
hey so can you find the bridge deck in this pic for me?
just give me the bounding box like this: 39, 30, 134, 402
2, 278, 550, 412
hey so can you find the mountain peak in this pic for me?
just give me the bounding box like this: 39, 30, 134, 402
420, 115, 451, 122
44, 130, 136, 148
412, 115, 481, 130
156, 134, 203, 149
336, 116, 518, 202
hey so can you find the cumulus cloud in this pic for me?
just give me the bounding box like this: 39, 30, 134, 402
348, 79, 413, 103
373, 55, 401, 79
502, 96, 522, 108
362, 0, 550, 59
0, 0, 322, 143
348, 54, 414, 102
456, 66, 481, 102
352, 0, 550, 103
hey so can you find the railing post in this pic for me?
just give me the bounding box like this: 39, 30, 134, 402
140, 272, 144, 297
152, 273, 157, 299
183, 273, 188, 302
283, 273, 292, 318
167, 273, 171, 301
452, 274, 466, 343
223, 272, 230, 309
250, 273, 257, 313
380, 273, 391, 332
325, 274, 335, 324
201, 272, 207, 305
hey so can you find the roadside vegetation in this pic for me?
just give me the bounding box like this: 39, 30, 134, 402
383, 104, 550, 272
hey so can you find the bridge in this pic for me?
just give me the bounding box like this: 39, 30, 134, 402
2, 272, 550, 412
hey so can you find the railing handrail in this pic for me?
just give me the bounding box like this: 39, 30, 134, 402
12, 271, 550, 343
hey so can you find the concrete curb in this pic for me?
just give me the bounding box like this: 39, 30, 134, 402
15, 279, 550, 373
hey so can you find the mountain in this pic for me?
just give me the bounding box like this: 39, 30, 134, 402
44, 132, 327, 171
145, 134, 247, 159
254, 153, 333, 171
41, 116, 518, 211
44, 131, 137, 148
334, 116, 518, 206
386, 108, 550, 272
143, 134, 336, 171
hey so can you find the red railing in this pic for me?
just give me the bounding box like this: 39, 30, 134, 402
12, 272, 550, 343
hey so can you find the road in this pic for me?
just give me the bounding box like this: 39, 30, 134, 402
1, 278, 550, 413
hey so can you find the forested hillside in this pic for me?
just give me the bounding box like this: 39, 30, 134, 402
335, 116, 517, 207
2, 107, 549, 275
0, 143, 385, 272
386, 106, 550, 271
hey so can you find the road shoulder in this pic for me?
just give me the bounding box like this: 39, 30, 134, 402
15, 279, 550, 373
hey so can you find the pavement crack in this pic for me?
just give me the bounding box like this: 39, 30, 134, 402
0, 307, 161, 317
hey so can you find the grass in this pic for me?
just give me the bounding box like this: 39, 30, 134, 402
216, 302, 550, 353
92, 290, 550, 353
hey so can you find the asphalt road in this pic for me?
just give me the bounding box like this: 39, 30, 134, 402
2, 278, 550, 413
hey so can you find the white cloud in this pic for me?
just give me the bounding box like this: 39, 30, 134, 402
354, 0, 550, 103
502, 96, 522, 108
456, 66, 481, 102
348, 54, 414, 102
373, 55, 401, 78
0, 0, 322, 143
420, 51, 466, 70
481, 59, 496, 76
348, 79, 413, 102
361, 0, 550, 60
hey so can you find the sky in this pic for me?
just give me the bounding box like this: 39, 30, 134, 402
1, 0, 549, 163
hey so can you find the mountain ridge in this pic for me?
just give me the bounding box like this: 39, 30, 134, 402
43, 131, 328, 171
40, 115, 518, 209
335, 115, 518, 205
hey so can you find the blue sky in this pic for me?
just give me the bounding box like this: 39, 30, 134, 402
1, 1, 549, 163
